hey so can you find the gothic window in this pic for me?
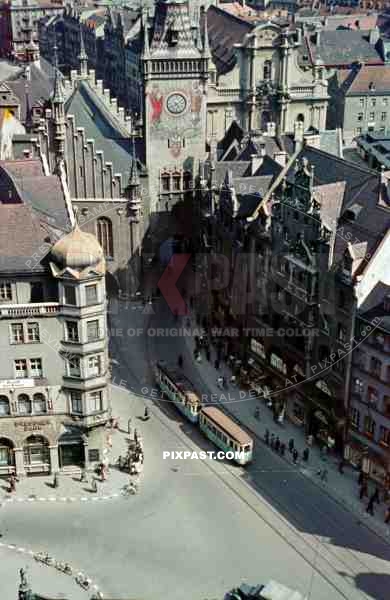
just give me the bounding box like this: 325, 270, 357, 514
161, 174, 170, 192
263, 60, 272, 81
172, 175, 181, 191
96, 217, 113, 258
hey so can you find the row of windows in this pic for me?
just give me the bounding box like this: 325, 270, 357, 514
357, 112, 387, 122
353, 377, 390, 413
200, 415, 251, 453
354, 349, 390, 383
70, 390, 103, 414
10, 322, 39, 344
0, 281, 45, 303
65, 319, 103, 343
350, 409, 390, 446
150, 60, 201, 74
66, 354, 103, 379
64, 283, 98, 306
14, 358, 42, 378
0, 393, 46, 416
160, 172, 192, 193
359, 97, 389, 107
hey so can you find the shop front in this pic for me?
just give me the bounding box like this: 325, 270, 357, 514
23, 435, 51, 475
58, 426, 86, 469
0, 437, 15, 476
345, 435, 390, 488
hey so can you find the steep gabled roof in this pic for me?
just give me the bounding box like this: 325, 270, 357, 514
205, 5, 253, 74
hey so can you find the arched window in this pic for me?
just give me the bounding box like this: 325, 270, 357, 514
18, 394, 31, 415
0, 438, 14, 467
296, 113, 305, 123
23, 435, 50, 467
161, 173, 170, 192
33, 393, 46, 414
0, 396, 10, 415
96, 217, 113, 258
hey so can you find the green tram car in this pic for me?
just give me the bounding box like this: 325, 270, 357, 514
199, 406, 253, 465
155, 361, 202, 423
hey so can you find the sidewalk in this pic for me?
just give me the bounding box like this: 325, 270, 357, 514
0, 384, 140, 505
182, 320, 390, 544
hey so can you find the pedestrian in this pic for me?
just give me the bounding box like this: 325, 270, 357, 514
338, 460, 344, 474
206, 348, 211, 362
288, 438, 294, 453
302, 448, 309, 463
320, 468, 328, 482
385, 507, 390, 524
134, 428, 139, 444
372, 486, 380, 504
292, 449, 298, 464
265, 429, 270, 445
80, 467, 88, 483
358, 470, 364, 486
366, 496, 375, 516
144, 406, 149, 420
275, 437, 280, 453
270, 434, 275, 449
8, 474, 16, 493
178, 355, 183, 369
127, 417, 132, 435
230, 374, 236, 385
91, 479, 97, 493
214, 359, 220, 370
53, 473, 59, 488
280, 442, 286, 457
359, 482, 368, 500
193, 348, 198, 360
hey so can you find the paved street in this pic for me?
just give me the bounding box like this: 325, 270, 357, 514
1, 295, 390, 599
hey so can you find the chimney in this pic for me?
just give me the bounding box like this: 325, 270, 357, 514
251, 151, 264, 175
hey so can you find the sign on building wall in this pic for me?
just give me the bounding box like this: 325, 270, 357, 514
0, 379, 35, 389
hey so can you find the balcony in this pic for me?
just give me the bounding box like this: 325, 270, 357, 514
0, 303, 60, 318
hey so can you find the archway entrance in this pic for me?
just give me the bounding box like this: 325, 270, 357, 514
23, 435, 50, 474
58, 426, 85, 468
0, 437, 15, 475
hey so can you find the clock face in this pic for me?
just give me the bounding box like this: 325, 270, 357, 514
166, 93, 187, 115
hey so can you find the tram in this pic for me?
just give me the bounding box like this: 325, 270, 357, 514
199, 406, 253, 465
155, 361, 202, 423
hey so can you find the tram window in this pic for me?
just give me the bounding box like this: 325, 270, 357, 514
211, 426, 216, 434
222, 435, 227, 444
229, 440, 233, 447
243, 444, 251, 452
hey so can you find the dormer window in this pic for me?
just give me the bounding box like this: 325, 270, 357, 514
369, 81, 376, 92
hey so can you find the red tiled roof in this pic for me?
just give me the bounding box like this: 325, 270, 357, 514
347, 65, 390, 94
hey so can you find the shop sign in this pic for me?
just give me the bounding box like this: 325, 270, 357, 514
15, 420, 50, 432
270, 353, 287, 375
315, 379, 332, 396
250, 339, 266, 359
0, 379, 35, 389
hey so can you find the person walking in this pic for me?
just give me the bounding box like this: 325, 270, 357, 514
53, 473, 59, 488
320, 469, 328, 482
91, 478, 98, 493
265, 429, 270, 445
372, 486, 380, 504
338, 460, 344, 474
275, 437, 280, 453
8, 474, 16, 493
366, 496, 375, 516
206, 348, 211, 362
288, 438, 294, 454
270, 434, 275, 450
280, 442, 286, 457
177, 355, 183, 369
385, 507, 390, 524
358, 469, 364, 486
292, 449, 299, 464
359, 481, 368, 500
302, 448, 309, 463
214, 358, 220, 370
127, 417, 132, 435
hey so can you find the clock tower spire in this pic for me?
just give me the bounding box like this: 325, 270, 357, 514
142, 0, 208, 218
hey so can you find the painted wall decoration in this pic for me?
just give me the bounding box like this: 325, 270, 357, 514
147, 80, 205, 149
148, 84, 164, 124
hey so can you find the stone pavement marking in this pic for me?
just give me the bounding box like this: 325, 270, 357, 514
0, 540, 104, 597
1, 491, 131, 505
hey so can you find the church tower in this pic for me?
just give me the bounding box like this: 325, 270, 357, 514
142, 0, 209, 219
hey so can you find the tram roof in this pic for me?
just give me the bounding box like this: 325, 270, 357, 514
201, 406, 253, 446
157, 361, 201, 405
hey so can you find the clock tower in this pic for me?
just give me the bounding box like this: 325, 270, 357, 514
142, 0, 209, 219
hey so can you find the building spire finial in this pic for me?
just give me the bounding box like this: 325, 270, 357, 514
53, 43, 64, 103
78, 23, 88, 78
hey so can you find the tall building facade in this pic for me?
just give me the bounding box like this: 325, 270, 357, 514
141, 0, 209, 218
0, 174, 110, 478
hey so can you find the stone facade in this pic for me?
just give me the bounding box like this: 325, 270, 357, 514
347, 296, 390, 487
0, 205, 110, 479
